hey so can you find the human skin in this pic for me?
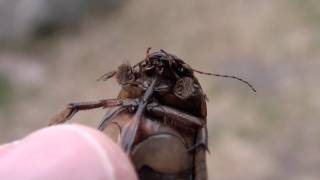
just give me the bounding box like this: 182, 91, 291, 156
0, 124, 137, 180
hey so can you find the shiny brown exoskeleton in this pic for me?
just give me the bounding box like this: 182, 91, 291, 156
49, 49, 255, 180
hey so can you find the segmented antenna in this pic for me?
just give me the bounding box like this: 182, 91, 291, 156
146, 47, 152, 61
133, 47, 152, 68
96, 70, 117, 81
193, 69, 256, 93
160, 49, 175, 66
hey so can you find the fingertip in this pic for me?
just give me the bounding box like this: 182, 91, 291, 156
0, 141, 20, 155
56, 124, 138, 180
0, 124, 137, 180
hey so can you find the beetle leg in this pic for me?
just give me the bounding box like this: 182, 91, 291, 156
154, 83, 171, 93
188, 126, 209, 152
194, 127, 208, 180
120, 76, 158, 154
49, 98, 138, 125
97, 106, 127, 131
111, 122, 122, 133
146, 102, 205, 129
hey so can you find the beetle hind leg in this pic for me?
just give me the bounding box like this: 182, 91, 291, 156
192, 126, 208, 180
188, 127, 209, 153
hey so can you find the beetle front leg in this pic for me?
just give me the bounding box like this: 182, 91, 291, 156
119, 76, 159, 154
49, 99, 138, 125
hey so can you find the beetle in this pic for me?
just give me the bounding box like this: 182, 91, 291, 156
49, 48, 255, 180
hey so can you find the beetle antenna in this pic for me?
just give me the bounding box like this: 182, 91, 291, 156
160, 49, 174, 66
192, 69, 256, 93
96, 70, 117, 81
132, 47, 152, 69
133, 60, 144, 68
146, 47, 152, 61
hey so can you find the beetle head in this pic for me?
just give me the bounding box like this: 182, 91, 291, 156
139, 49, 194, 79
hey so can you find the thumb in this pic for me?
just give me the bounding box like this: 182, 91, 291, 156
0, 124, 137, 180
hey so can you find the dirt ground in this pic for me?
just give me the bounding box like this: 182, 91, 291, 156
0, 1, 319, 179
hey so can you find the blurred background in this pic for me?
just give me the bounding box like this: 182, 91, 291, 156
0, 0, 319, 179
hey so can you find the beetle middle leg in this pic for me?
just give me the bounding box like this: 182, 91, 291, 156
97, 106, 127, 131
146, 102, 209, 151
49, 98, 138, 125
146, 102, 205, 129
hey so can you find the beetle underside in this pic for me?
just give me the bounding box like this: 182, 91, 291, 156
49, 49, 255, 180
